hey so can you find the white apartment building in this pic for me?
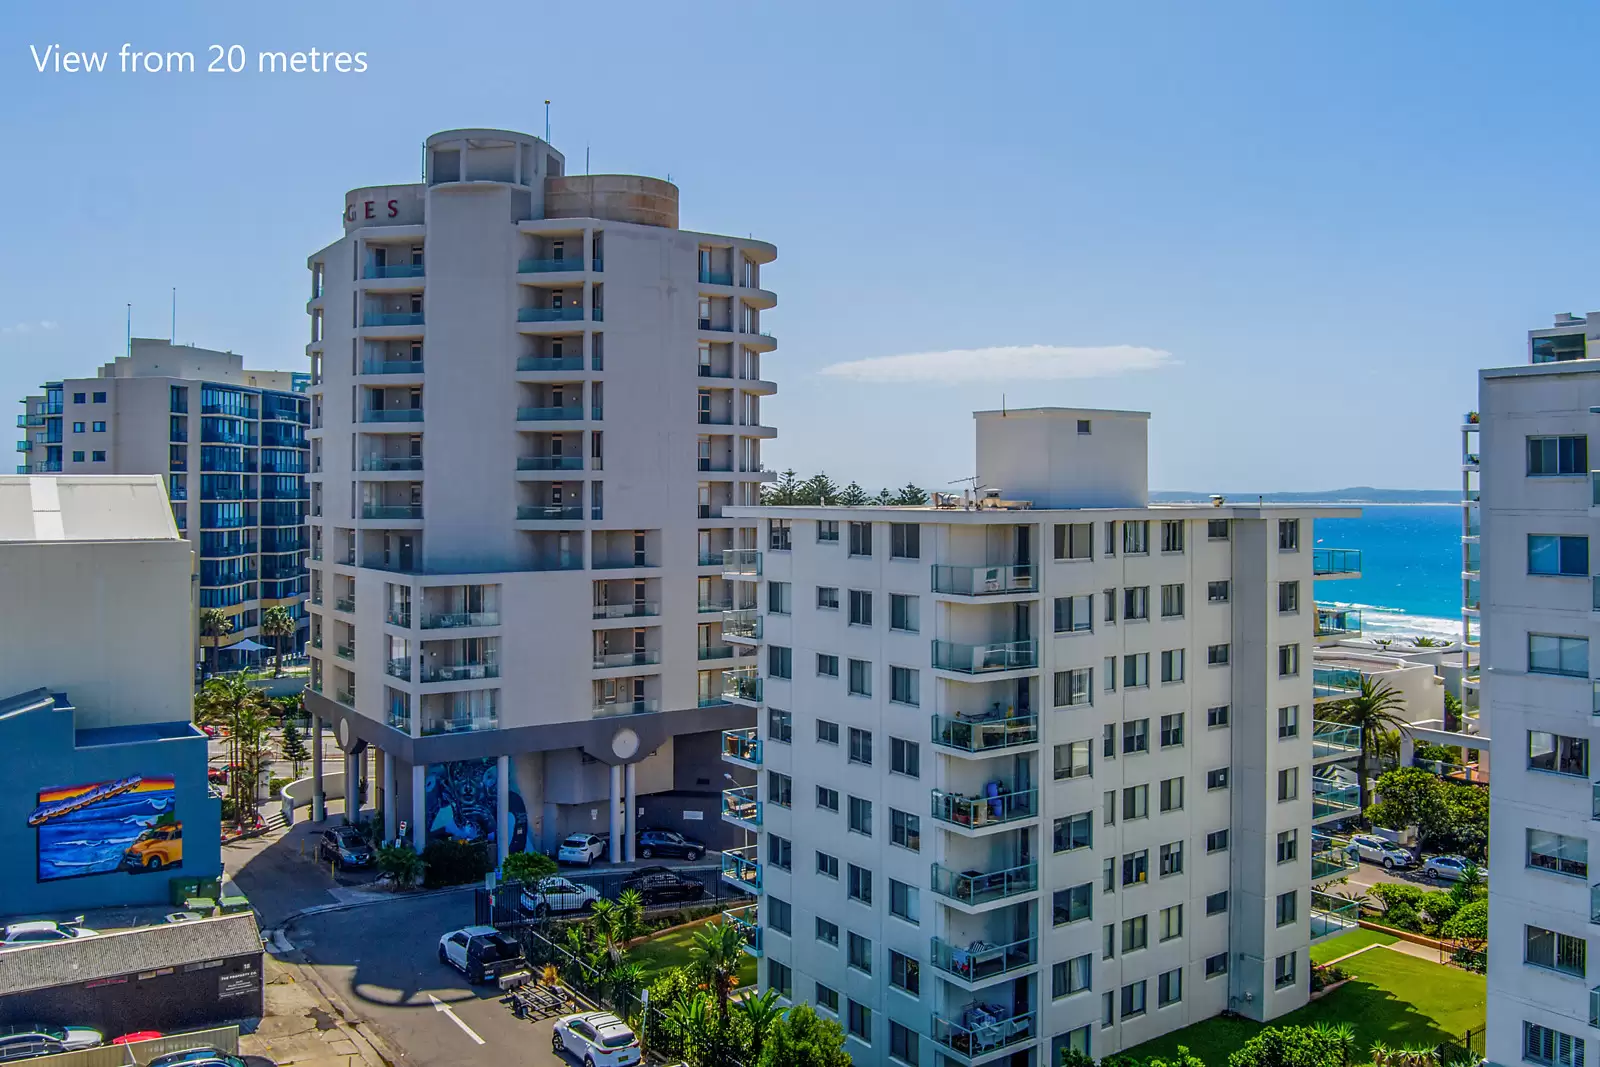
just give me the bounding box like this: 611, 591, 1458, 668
302, 128, 776, 858
719, 408, 1361, 1066
1482, 314, 1600, 1067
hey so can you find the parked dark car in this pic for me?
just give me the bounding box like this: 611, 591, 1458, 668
0, 1025, 102, 1063
147, 1047, 276, 1067
316, 826, 374, 869
620, 866, 706, 905
634, 829, 705, 861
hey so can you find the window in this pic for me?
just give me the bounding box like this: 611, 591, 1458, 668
1277, 767, 1299, 802
92, 421, 105, 433
1529, 731, 1589, 776
1104, 593, 1117, 624
817, 719, 840, 744
848, 796, 872, 835
1055, 594, 1093, 633
1055, 522, 1093, 560
847, 998, 872, 1040
1159, 840, 1184, 876
1208, 643, 1230, 665
816, 982, 839, 1012
92, 391, 106, 403
1274, 951, 1297, 988
817, 520, 839, 543
890, 737, 920, 776
1103, 924, 1116, 959
1055, 811, 1093, 852
889, 879, 919, 924
1278, 704, 1300, 739
1123, 653, 1150, 688
1208, 518, 1229, 540
816, 853, 839, 880
1160, 583, 1185, 618
1207, 768, 1229, 790
1528, 435, 1589, 476
848, 521, 872, 556
72, 421, 84, 433
1278, 643, 1300, 677
1207, 704, 1230, 728
1103, 790, 1116, 825
768, 708, 793, 743
1158, 969, 1183, 1007
848, 727, 873, 765
1160, 903, 1183, 941
1206, 953, 1229, 978
766, 834, 791, 870
889, 949, 919, 994
1207, 829, 1230, 853
1122, 915, 1148, 952
1524, 1022, 1586, 1067
1159, 776, 1184, 812
1123, 784, 1149, 820
1277, 828, 1299, 863
1278, 580, 1300, 613
1120, 980, 1148, 1018
847, 864, 873, 905
1525, 925, 1588, 976
817, 586, 839, 610
889, 523, 920, 559
1103, 724, 1116, 759
92, 451, 105, 462
1160, 713, 1184, 748
1278, 519, 1299, 551
1530, 634, 1590, 678
769, 645, 792, 679
72, 392, 85, 404
1122, 849, 1148, 886
1529, 535, 1590, 576
1077, 418, 1092, 434
1528, 828, 1589, 878
1123, 521, 1149, 554
890, 667, 919, 706
1104, 655, 1116, 690
769, 896, 792, 935
890, 593, 919, 632
71, 450, 84, 462
1123, 586, 1149, 620
848, 589, 872, 626
1054, 954, 1093, 998
847, 659, 872, 696
1105, 521, 1118, 557
817, 654, 839, 678
1207, 580, 1230, 602
1277, 890, 1298, 927
768, 580, 792, 615
769, 519, 791, 550
1206, 890, 1229, 915
1161, 520, 1185, 553
1123, 718, 1149, 754
768, 959, 792, 997
847, 933, 872, 974
1104, 857, 1117, 892
1054, 882, 1093, 925
1055, 740, 1092, 780
890, 1022, 919, 1066
890, 808, 921, 851
768, 771, 792, 807
1055, 667, 1093, 707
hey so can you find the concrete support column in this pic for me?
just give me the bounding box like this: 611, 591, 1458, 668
411, 764, 426, 852
608, 764, 623, 864
624, 763, 637, 863
311, 716, 325, 823
343, 750, 358, 823
382, 750, 396, 843
497, 754, 511, 864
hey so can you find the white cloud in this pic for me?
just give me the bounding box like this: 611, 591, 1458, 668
1, 320, 58, 336
818, 343, 1175, 384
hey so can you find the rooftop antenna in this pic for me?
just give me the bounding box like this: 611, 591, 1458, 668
544, 100, 551, 142
125, 303, 131, 358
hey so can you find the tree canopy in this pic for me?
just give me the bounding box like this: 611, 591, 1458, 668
762, 470, 928, 507
1365, 766, 1488, 859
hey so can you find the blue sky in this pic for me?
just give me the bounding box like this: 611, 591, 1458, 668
3, 2, 1595, 492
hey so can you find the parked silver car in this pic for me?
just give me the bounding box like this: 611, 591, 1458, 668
1345, 834, 1415, 869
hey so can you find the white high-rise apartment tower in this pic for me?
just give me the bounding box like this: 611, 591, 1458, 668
718, 408, 1362, 1065
1482, 314, 1600, 1067
303, 128, 775, 857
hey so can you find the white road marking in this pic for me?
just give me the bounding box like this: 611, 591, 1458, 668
429, 993, 486, 1044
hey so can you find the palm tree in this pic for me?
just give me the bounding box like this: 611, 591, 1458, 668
613, 889, 646, 946
603, 961, 647, 1010
1324, 676, 1411, 813
690, 920, 745, 1015
1336, 888, 1375, 915
199, 607, 233, 677
735, 988, 785, 1062
259, 605, 296, 676
195, 674, 269, 826
1312, 1021, 1358, 1066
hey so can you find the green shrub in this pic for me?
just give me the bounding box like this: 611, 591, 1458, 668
1441, 898, 1488, 943
268, 776, 292, 799
1381, 901, 1423, 932
1369, 882, 1428, 913
421, 838, 493, 887
1422, 890, 1461, 926
1228, 1024, 1348, 1067
501, 850, 558, 884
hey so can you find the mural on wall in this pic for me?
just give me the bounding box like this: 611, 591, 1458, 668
30, 775, 183, 882
424, 759, 527, 853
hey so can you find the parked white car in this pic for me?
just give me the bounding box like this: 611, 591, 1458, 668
520, 876, 601, 918
436, 925, 524, 984
1422, 854, 1486, 883
551, 1012, 641, 1067
558, 833, 608, 867
0, 919, 99, 949
1345, 834, 1415, 870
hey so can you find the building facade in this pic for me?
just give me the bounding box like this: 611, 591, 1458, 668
718, 408, 1360, 1065
1482, 315, 1600, 1067
301, 128, 775, 858
17, 339, 311, 671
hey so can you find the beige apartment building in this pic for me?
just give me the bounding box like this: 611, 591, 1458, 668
302, 128, 775, 858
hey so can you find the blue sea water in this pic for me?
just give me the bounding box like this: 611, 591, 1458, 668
35, 788, 175, 882
1312, 504, 1463, 641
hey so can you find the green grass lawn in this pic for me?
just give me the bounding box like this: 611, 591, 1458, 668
628, 919, 758, 989
1309, 927, 1398, 965
1125, 946, 1485, 1066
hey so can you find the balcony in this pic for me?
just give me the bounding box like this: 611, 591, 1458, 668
723, 904, 761, 957
723, 666, 762, 705
385, 658, 411, 681
932, 639, 1037, 675
421, 711, 499, 736
1312, 720, 1361, 760
365, 264, 425, 279
517, 504, 583, 521
335, 689, 356, 707
722, 549, 761, 577
361, 409, 424, 424
518, 456, 584, 471
721, 786, 761, 830
698, 550, 726, 567
931, 564, 1035, 597
516, 405, 583, 422
698, 596, 734, 613
1313, 666, 1363, 700
517, 355, 585, 372
334, 644, 355, 661
593, 601, 660, 620
386, 609, 412, 627
361, 456, 423, 472
931, 862, 1038, 911
593, 699, 660, 717
720, 846, 760, 894
517, 307, 585, 323
932, 711, 1039, 757
360, 359, 425, 375
930, 1009, 1036, 1065
422, 663, 499, 683
699, 644, 737, 662
929, 935, 1038, 988
518, 257, 585, 274
1312, 777, 1361, 820
334, 596, 356, 613
422, 612, 500, 629
723, 608, 762, 643
593, 651, 661, 669
699, 268, 734, 285
721, 728, 761, 768
362, 312, 425, 327
1315, 605, 1362, 638
931, 787, 1038, 834
362, 504, 423, 520
1312, 547, 1362, 578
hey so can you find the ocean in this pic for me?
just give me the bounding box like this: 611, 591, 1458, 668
1313, 504, 1463, 642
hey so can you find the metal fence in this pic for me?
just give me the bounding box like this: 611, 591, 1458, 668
474, 864, 747, 925
1440, 1024, 1486, 1065
24, 1028, 238, 1067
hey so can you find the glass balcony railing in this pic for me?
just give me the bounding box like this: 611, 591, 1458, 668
386, 704, 410, 734
421, 712, 499, 736
333, 596, 356, 613
931, 563, 1035, 596
723, 903, 761, 956
335, 688, 356, 707
1315, 605, 1362, 637
593, 601, 660, 619
723, 666, 762, 703
929, 935, 1037, 985
360, 359, 424, 375
365, 263, 425, 279
361, 409, 424, 423
932, 639, 1037, 673
1312, 847, 1358, 881
1312, 720, 1361, 759
721, 846, 760, 892
699, 269, 734, 285
362, 505, 422, 520
361, 456, 423, 471
516, 406, 583, 422
699, 645, 737, 661
516, 355, 585, 372
1312, 777, 1361, 818
721, 786, 761, 826
593, 650, 662, 669
518, 504, 583, 520
518, 455, 584, 471
334, 644, 355, 661
386, 609, 412, 627
385, 658, 411, 681
1313, 666, 1363, 699
721, 728, 762, 766
723, 608, 762, 640
421, 663, 499, 683
931, 786, 1037, 829
930, 861, 1038, 907
1312, 548, 1362, 575
593, 699, 660, 717
517, 306, 585, 323
362, 312, 425, 327
421, 612, 500, 629
932, 711, 1038, 754
518, 257, 584, 273
722, 549, 762, 576
698, 596, 734, 612
930, 1010, 1036, 1062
